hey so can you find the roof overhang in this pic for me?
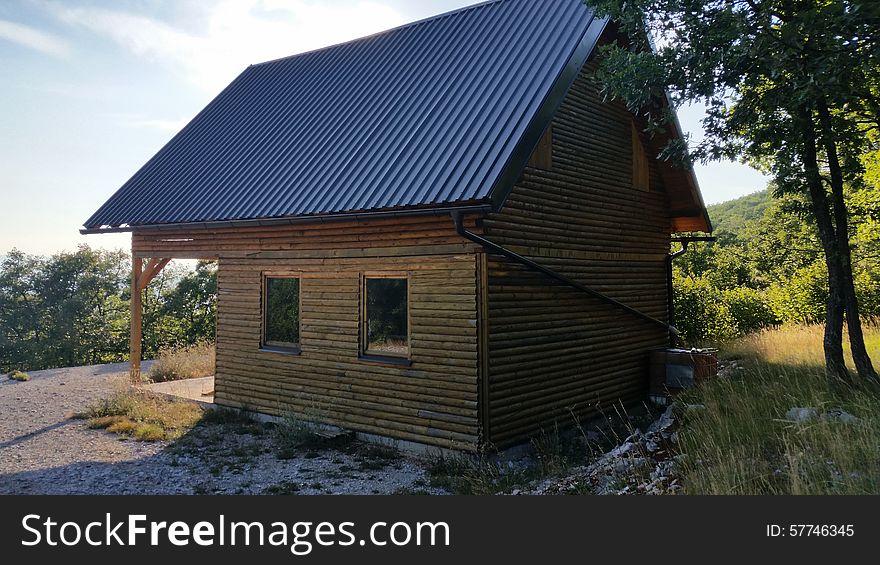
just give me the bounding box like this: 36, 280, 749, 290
80, 203, 492, 235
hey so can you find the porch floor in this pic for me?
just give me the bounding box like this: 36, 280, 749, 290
143, 376, 215, 404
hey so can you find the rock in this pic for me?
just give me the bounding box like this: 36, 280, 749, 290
825, 409, 859, 424
647, 405, 676, 434
786, 407, 819, 422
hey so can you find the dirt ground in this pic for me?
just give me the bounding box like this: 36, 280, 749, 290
0, 362, 441, 495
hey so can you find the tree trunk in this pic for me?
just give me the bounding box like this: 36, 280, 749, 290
816, 98, 879, 382
798, 105, 851, 383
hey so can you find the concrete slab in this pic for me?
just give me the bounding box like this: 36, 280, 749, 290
143, 376, 214, 405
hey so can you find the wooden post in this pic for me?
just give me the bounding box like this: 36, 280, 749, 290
130, 255, 143, 384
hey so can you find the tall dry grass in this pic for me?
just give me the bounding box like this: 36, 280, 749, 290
677, 323, 880, 494
722, 321, 880, 369
148, 342, 215, 383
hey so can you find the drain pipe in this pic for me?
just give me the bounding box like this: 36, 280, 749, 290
452, 211, 680, 338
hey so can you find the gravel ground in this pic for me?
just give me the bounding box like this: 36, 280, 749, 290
0, 363, 442, 495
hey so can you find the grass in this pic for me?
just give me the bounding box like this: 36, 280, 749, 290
263, 481, 301, 495
148, 342, 215, 383
75, 389, 205, 442
271, 412, 402, 471
677, 323, 880, 494
427, 424, 603, 495
723, 321, 880, 369
7, 370, 30, 381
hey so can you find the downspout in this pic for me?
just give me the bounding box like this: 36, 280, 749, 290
452, 211, 680, 338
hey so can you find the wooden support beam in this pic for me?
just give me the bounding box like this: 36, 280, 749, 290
138, 258, 172, 291
130, 256, 143, 384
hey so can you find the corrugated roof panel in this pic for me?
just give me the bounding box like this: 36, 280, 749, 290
84, 0, 602, 230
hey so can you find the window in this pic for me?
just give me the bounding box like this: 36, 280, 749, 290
362, 275, 409, 359
262, 276, 300, 352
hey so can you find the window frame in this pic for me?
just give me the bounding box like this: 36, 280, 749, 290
261, 273, 303, 355
359, 272, 412, 364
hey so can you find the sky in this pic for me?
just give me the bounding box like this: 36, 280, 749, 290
0, 0, 770, 256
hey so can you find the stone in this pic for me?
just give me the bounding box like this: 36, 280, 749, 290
786, 407, 819, 422
825, 409, 859, 424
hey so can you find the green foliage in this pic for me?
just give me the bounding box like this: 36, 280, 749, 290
768, 263, 830, 325
590, 0, 880, 361
723, 286, 780, 334
673, 274, 737, 343
674, 187, 879, 342
707, 190, 773, 236
0, 246, 217, 372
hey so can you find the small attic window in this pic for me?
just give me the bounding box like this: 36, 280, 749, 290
632, 122, 650, 191
528, 127, 553, 170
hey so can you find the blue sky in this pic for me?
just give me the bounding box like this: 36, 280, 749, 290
0, 0, 770, 255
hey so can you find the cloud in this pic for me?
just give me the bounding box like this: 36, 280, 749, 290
0, 18, 70, 58
43, 0, 406, 92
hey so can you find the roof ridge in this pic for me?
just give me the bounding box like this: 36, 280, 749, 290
250, 0, 506, 68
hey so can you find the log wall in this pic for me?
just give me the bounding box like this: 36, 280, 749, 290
483, 60, 672, 447
134, 216, 482, 451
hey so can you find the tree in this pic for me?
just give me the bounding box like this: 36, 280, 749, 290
0, 247, 218, 373
589, 0, 880, 383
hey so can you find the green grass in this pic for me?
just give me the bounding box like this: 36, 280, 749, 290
678, 324, 880, 494
75, 389, 205, 442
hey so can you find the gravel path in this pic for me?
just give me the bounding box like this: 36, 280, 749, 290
0, 363, 441, 495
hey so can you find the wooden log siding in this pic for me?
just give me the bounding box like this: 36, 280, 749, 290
131, 215, 479, 259
134, 216, 482, 451
483, 60, 672, 447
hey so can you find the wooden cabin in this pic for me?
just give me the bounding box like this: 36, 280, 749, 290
83, 0, 711, 452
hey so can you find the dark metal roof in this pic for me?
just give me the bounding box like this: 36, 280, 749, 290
83, 0, 605, 231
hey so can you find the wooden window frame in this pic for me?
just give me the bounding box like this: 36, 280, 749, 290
261, 273, 302, 355
359, 272, 412, 366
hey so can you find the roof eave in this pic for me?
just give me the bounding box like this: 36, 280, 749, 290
80, 202, 493, 235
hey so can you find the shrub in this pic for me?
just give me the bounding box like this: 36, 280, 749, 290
673, 274, 738, 344
722, 286, 780, 334
7, 370, 30, 382
768, 262, 828, 325
133, 423, 166, 442
674, 274, 779, 345
148, 342, 215, 383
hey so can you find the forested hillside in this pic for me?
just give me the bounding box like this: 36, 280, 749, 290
706, 190, 772, 239
675, 184, 880, 343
